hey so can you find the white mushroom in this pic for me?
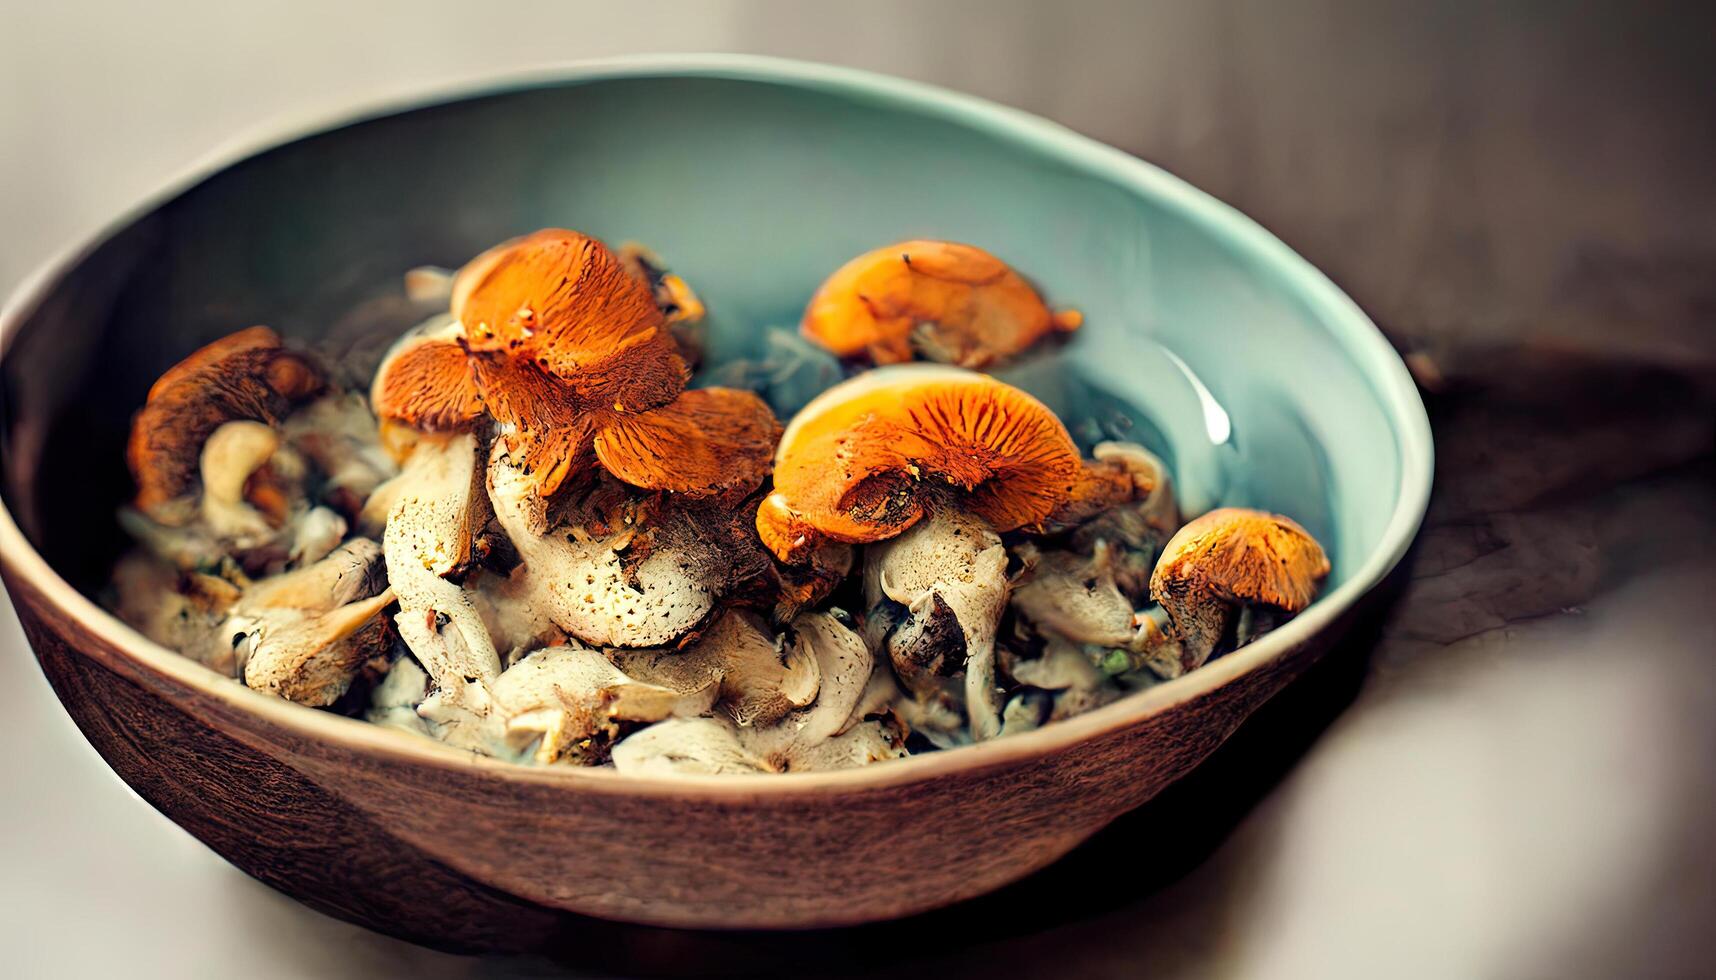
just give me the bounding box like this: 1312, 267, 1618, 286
610, 717, 771, 776
607, 610, 824, 729
289, 506, 348, 566
383, 432, 502, 747
366, 656, 434, 737
281, 392, 398, 517
1009, 638, 1121, 723
229, 538, 396, 706
239, 589, 394, 705
1009, 540, 1141, 648
108, 550, 243, 670
863, 507, 1011, 741
604, 646, 724, 718
486, 444, 724, 649
485, 645, 686, 765
198, 420, 283, 542
611, 612, 907, 774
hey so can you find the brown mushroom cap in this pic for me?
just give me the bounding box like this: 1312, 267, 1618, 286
801, 240, 1081, 367
756, 365, 1083, 563
127, 326, 324, 518
373, 231, 779, 500
1148, 507, 1330, 668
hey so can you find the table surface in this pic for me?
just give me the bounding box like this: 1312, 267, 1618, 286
3, 2, 1713, 977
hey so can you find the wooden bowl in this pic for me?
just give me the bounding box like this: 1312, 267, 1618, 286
0, 57, 1431, 946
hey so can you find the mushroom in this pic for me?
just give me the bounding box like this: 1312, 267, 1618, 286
197, 420, 287, 542
382, 432, 503, 746
606, 609, 819, 726
698, 610, 821, 727
366, 656, 434, 737
1009, 540, 1141, 649
484, 645, 688, 765
1148, 507, 1331, 671
863, 508, 1012, 741
126, 326, 324, 521
609, 717, 771, 776
372, 229, 780, 501
1007, 637, 1121, 722
108, 551, 244, 669
616, 241, 707, 369
604, 646, 724, 719
289, 506, 349, 567
611, 612, 906, 774
485, 444, 728, 648
281, 392, 399, 518
756, 365, 1085, 564
227, 538, 395, 705
800, 240, 1081, 367
238, 589, 395, 705
1042, 441, 1179, 600
119, 415, 312, 573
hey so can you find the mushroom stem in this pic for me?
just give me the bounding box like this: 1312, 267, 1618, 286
864, 507, 1011, 741
383, 433, 502, 742
198, 420, 282, 541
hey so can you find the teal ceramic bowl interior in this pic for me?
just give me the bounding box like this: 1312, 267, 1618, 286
3, 56, 1430, 610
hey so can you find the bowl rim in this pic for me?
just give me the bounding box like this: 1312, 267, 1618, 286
0, 53, 1433, 798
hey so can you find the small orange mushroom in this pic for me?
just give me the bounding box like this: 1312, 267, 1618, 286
801, 240, 1081, 368
1148, 507, 1331, 670
756, 365, 1084, 563
373, 230, 780, 500
127, 326, 324, 519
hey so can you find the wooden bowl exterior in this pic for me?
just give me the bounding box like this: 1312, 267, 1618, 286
4, 564, 1323, 945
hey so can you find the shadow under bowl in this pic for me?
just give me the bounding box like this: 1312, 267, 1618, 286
0, 56, 1431, 946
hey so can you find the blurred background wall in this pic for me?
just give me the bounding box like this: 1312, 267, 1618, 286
4, 0, 1712, 368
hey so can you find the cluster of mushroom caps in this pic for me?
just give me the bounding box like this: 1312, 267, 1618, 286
109, 231, 1330, 774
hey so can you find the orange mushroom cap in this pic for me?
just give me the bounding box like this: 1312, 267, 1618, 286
1148, 507, 1331, 667
127, 326, 324, 517
756, 365, 1083, 563
374, 230, 779, 500
800, 240, 1081, 368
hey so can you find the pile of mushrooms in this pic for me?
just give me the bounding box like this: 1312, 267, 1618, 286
108, 232, 1329, 773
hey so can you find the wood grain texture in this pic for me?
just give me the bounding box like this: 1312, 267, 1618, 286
2, 561, 1332, 938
